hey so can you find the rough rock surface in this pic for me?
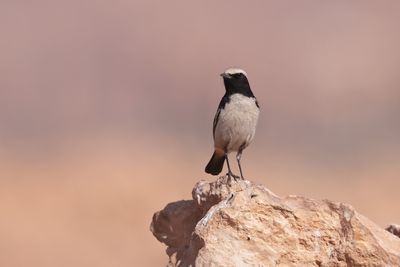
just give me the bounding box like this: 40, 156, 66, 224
150, 176, 400, 266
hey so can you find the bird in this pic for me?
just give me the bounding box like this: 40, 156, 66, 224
205, 68, 260, 180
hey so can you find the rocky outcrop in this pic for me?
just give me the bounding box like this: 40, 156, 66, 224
150, 176, 400, 266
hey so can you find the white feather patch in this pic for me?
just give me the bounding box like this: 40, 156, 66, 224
223, 68, 248, 77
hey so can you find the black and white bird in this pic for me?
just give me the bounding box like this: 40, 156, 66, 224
205, 68, 260, 180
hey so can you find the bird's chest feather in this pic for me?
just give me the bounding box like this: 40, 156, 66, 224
219, 94, 259, 125
214, 94, 259, 151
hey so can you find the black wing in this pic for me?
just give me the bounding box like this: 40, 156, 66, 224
212, 94, 229, 139
212, 108, 221, 139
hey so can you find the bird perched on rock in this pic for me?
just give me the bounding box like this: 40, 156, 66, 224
205, 68, 260, 180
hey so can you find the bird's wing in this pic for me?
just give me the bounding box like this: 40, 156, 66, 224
213, 95, 229, 139
212, 108, 221, 139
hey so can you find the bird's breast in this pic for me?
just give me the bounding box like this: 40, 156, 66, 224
214, 94, 259, 152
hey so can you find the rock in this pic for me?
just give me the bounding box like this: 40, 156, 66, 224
386, 224, 400, 238
150, 176, 400, 266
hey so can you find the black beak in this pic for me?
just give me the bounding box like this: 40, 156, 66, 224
220, 73, 231, 79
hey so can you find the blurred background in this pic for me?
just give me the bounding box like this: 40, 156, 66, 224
1, 1, 400, 266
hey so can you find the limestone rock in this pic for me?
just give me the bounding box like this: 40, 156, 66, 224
150, 176, 400, 266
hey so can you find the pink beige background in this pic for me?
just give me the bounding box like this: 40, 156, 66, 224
1, 1, 400, 266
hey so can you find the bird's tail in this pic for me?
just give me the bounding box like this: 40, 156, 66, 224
205, 149, 225, 175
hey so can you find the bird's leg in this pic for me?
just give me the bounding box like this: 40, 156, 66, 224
236, 150, 244, 180
225, 153, 239, 181
225, 153, 233, 180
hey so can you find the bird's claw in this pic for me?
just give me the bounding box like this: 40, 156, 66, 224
227, 172, 241, 181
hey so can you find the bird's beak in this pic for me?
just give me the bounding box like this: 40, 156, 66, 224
220, 73, 231, 79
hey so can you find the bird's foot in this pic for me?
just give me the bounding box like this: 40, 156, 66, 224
227, 172, 241, 181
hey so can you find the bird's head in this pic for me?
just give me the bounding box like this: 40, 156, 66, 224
220, 68, 253, 97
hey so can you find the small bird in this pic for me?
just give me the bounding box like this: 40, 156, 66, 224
205, 68, 260, 180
